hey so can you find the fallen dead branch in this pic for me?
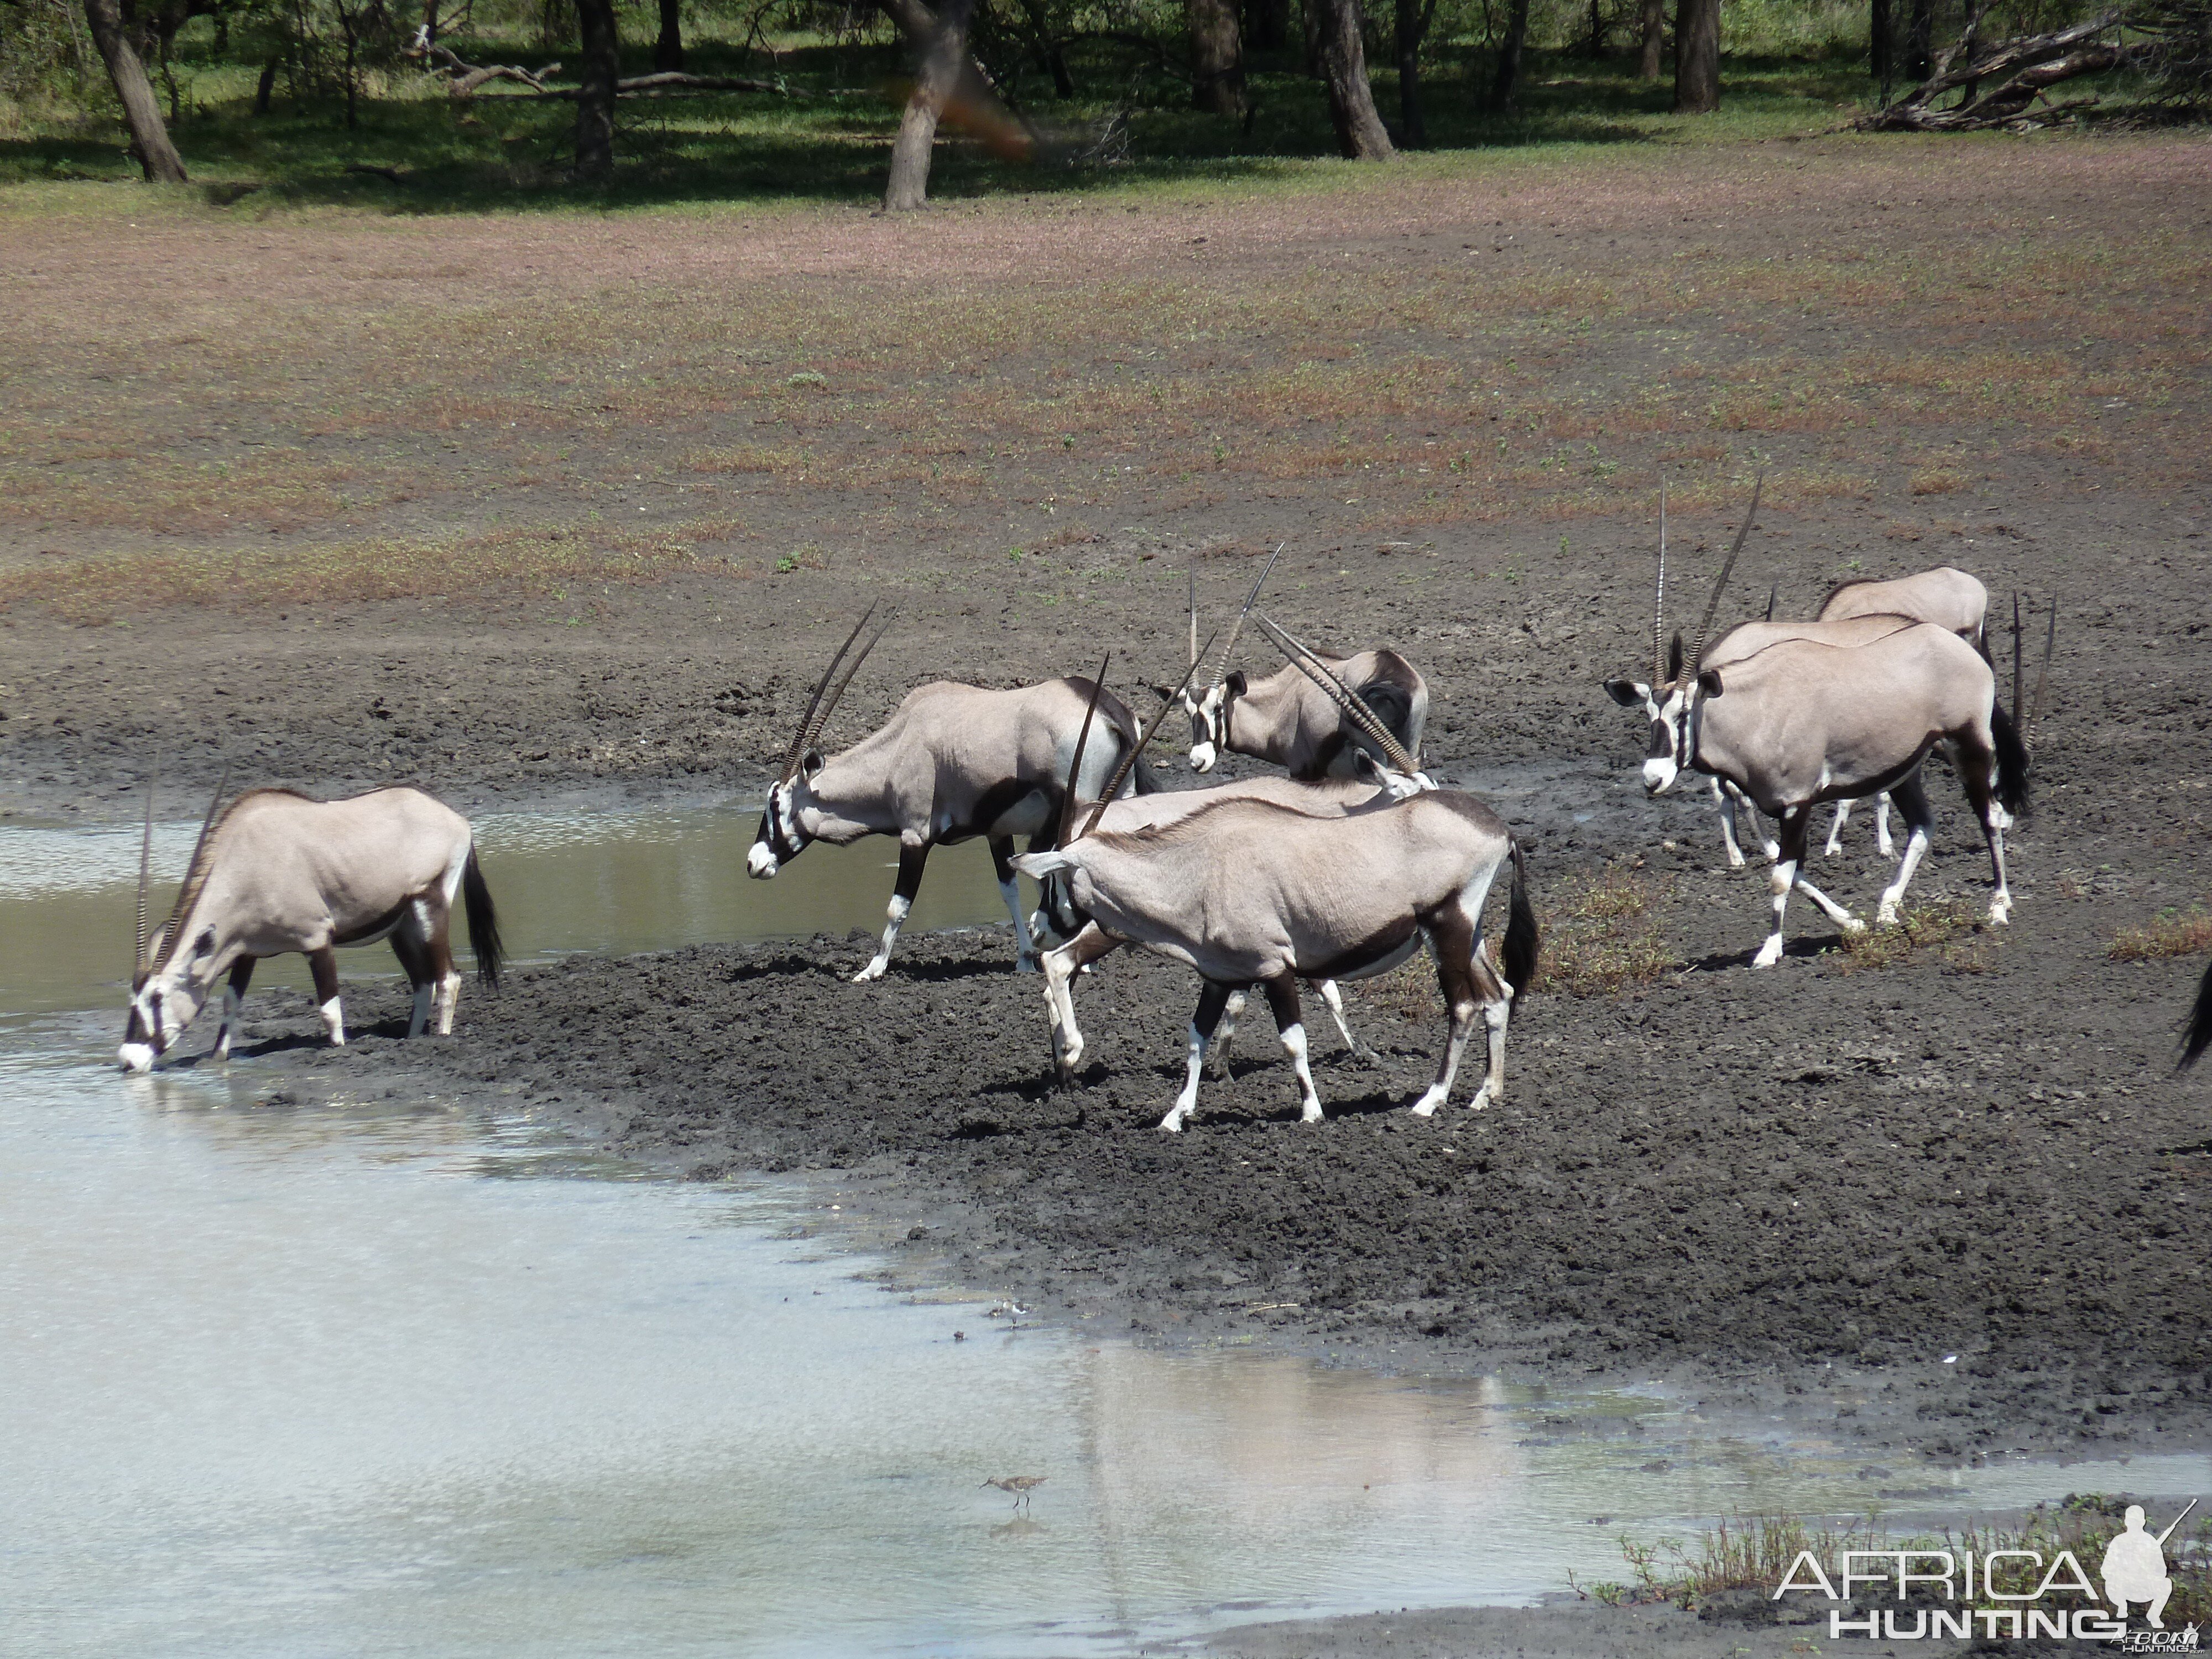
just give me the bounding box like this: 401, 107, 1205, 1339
1853, 9, 2148, 129
402, 34, 562, 97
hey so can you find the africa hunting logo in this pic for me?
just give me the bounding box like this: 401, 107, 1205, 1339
1770, 1501, 2199, 1646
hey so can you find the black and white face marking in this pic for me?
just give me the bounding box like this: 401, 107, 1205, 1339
1185, 673, 1244, 773
1603, 665, 1721, 797
119, 969, 202, 1072
747, 758, 820, 879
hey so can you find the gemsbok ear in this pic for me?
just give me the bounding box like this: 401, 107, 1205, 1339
1603, 679, 1644, 708
801, 749, 825, 780
1225, 671, 1248, 697
194, 928, 215, 957
1698, 669, 1725, 698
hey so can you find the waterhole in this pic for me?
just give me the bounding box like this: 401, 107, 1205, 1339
4, 806, 2202, 1657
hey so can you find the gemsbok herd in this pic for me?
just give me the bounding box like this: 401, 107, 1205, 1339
117, 486, 2212, 1107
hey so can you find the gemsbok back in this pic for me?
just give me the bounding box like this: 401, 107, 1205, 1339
1175, 556, 1428, 780
1604, 492, 2028, 968
119, 781, 502, 1072
1015, 647, 1534, 1130
747, 608, 1156, 982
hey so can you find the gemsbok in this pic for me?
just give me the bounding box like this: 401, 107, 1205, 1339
746, 609, 1156, 982
1175, 556, 1428, 780
1016, 638, 1534, 1131
119, 780, 502, 1072
1812, 565, 1991, 857
1029, 628, 1431, 1071
1604, 492, 2028, 968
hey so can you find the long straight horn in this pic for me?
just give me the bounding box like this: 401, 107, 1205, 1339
1653, 481, 1668, 684
1687, 471, 1764, 673
1057, 654, 1111, 848
134, 774, 156, 975
1188, 568, 1198, 673
1208, 543, 1283, 688
1254, 613, 1419, 778
154, 764, 230, 970
2011, 591, 2024, 716
2031, 597, 2056, 726
1081, 630, 1217, 838
781, 606, 877, 781
1763, 583, 1777, 623
801, 607, 893, 761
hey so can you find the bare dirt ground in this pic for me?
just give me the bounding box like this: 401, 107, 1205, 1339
7, 135, 2212, 1501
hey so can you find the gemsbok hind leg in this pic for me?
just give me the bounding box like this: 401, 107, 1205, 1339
1039, 922, 1121, 1083
1161, 980, 1237, 1133
1207, 989, 1248, 1078
1875, 774, 1939, 928
1411, 911, 1490, 1115
857, 842, 930, 983
309, 945, 346, 1046
213, 956, 255, 1061
1957, 734, 2014, 926
1261, 974, 1324, 1125
990, 836, 1040, 974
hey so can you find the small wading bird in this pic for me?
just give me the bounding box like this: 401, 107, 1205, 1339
1015, 634, 1535, 1131
119, 779, 503, 1072
1029, 628, 1431, 1073
746, 608, 1158, 982
981, 1475, 1046, 1510
1174, 553, 1428, 780
1604, 482, 2028, 968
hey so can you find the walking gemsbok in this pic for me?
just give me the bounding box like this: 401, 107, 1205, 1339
119, 780, 503, 1072
746, 608, 1157, 981
1604, 488, 2028, 968
1016, 631, 1534, 1131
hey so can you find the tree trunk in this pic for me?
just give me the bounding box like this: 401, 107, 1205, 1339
1249, 0, 1288, 51
1585, 0, 1604, 54
1637, 0, 1665, 77
1491, 0, 1529, 108
1906, 0, 1933, 79
575, 0, 619, 178
883, 0, 973, 210
1188, 0, 1248, 114
1871, 0, 1892, 90
81, 0, 188, 180
1018, 0, 1074, 96
1393, 0, 1426, 142
1673, 0, 1719, 109
1312, 0, 1392, 156
254, 54, 280, 113
654, 0, 684, 72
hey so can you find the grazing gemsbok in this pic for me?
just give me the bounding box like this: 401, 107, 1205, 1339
1177, 555, 1428, 780
1604, 492, 2028, 968
1812, 565, 1991, 857
1030, 632, 1431, 1071
119, 781, 502, 1072
746, 609, 1155, 982
1016, 636, 1533, 1131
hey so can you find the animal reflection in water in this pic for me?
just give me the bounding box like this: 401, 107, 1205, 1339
119, 781, 503, 1072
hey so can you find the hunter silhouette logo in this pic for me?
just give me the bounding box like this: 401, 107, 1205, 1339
2106, 1502, 2195, 1630
1768, 1499, 2201, 1642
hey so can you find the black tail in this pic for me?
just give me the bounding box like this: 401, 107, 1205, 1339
1132, 753, 1162, 795
462, 848, 504, 987
1503, 839, 1540, 996
2184, 958, 2212, 1071
1990, 702, 2030, 818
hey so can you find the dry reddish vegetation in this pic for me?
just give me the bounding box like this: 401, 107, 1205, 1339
1, 134, 2206, 625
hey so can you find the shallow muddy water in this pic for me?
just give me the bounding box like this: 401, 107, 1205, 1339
4, 807, 2204, 1658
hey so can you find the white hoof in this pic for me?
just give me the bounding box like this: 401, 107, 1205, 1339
852, 961, 888, 984
1989, 900, 2011, 926
1410, 1095, 1443, 1117
118, 1042, 155, 1073
1467, 1088, 1493, 1112
1841, 915, 1867, 936
327, 1032, 347, 1047
1726, 848, 1746, 869
1751, 937, 1784, 968
1300, 1104, 1325, 1124
1157, 1114, 1185, 1134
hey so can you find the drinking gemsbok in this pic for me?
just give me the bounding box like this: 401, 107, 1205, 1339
119, 781, 503, 1072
